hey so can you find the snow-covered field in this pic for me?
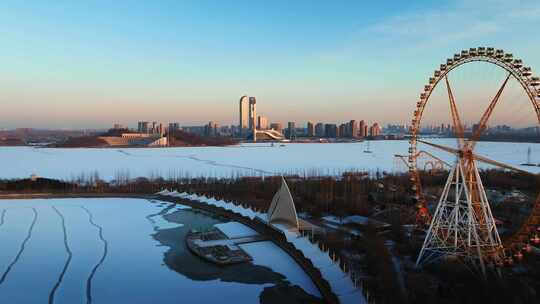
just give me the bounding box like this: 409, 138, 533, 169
0, 198, 320, 303
0, 140, 539, 181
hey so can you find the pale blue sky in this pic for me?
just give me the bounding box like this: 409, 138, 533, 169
1, 0, 539, 128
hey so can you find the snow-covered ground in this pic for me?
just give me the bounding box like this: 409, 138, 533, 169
323, 215, 369, 225
0, 198, 320, 303
240, 241, 321, 298
1, 140, 538, 181
214, 222, 259, 238
275, 225, 366, 304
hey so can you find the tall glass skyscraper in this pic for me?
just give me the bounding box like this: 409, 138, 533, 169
239, 95, 249, 134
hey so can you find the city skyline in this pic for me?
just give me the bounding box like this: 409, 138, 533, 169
1, 1, 540, 128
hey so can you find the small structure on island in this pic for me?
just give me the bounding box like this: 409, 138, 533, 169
267, 176, 299, 229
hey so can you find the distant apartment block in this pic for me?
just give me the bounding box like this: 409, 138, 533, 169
324, 124, 337, 138
359, 120, 367, 137
286, 122, 296, 140
257, 115, 269, 130
315, 123, 325, 137
369, 122, 381, 137
138, 121, 149, 133
169, 122, 180, 132
307, 121, 315, 137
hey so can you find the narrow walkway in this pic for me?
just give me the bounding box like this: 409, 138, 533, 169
193, 235, 267, 248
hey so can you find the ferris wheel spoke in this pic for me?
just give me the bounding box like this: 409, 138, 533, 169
418, 138, 531, 175
444, 76, 466, 150
417, 139, 459, 156
469, 73, 512, 150
471, 151, 533, 176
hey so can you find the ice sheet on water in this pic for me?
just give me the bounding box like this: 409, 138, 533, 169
0, 198, 325, 303
3, 140, 538, 181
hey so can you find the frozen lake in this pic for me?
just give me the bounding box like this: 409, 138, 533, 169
0, 140, 539, 181
0, 198, 321, 303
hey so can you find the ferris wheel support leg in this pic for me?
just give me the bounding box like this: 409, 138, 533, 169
416, 158, 503, 278
416, 159, 458, 267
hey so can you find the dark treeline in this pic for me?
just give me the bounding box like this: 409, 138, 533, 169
1, 169, 537, 219
169, 130, 238, 146
50, 136, 108, 148
0, 177, 76, 192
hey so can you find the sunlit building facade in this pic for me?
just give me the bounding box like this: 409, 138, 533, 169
239, 96, 249, 133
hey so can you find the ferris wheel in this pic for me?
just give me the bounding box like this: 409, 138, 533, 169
409, 47, 540, 275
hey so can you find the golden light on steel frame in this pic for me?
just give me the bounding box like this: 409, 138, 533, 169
410, 47, 540, 275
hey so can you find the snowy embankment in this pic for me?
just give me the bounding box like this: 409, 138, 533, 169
157, 189, 367, 304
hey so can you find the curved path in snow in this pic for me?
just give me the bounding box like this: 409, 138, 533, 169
79, 206, 109, 304
49, 206, 73, 304
0, 209, 5, 227
0, 208, 38, 285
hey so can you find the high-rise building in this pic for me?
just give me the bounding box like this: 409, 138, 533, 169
138, 121, 149, 133
338, 123, 347, 138
249, 97, 257, 131
257, 115, 269, 130
315, 123, 324, 137
349, 120, 358, 138
287, 121, 296, 140
359, 120, 367, 137
324, 124, 337, 138
168, 122, 180, 133
239, 96, 249, 131
370, 122, 381, 137
307, 121, 315, 137
205, 121, 219, 137
270, 122, 283, 133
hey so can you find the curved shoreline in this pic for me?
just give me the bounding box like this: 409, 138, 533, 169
153, 195, 340, 304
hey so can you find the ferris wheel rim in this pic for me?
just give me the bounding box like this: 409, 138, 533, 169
408, 47, 540, 248
409, 47, 540, 171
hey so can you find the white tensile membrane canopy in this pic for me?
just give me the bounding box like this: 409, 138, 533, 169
267, 176, 299, 229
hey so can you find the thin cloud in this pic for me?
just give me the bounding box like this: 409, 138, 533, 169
319, 0, 540, 60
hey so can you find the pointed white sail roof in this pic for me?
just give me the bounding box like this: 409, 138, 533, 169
267, 176, 299, 229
